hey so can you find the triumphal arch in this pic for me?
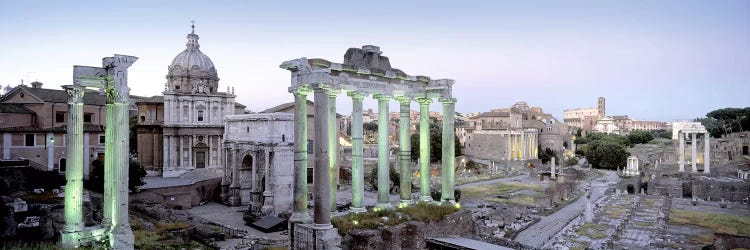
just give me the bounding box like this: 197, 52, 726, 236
281, 45, 457, 249
60, 54, 137, 249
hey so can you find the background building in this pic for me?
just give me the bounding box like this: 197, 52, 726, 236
0, 82, 107, 178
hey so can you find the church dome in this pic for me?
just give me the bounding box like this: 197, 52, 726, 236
166, 24, 220, 94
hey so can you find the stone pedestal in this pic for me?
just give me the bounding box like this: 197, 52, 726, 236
292, 223, 341, 250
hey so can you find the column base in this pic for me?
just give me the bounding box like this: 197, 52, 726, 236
376, 202, 393, 210
109, 225, 134, 250
291, 223, 340, 250
419, 195, 434, 203
290, 211, 312, 224
349, 206, 367, 213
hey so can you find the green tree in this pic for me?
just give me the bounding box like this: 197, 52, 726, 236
698, 107, 750, 138
409, 121, 462, 163
129, 116, 138, 154
627, 130, 654, 144
585, 140, 629, 170
86, 159, 147, 193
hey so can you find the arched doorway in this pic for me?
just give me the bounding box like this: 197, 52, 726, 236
626, 184, 635, 194
242, 155, 253, 169
59, 158, 66, 174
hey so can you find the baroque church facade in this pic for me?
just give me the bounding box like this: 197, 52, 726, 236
135, 25, 239, 178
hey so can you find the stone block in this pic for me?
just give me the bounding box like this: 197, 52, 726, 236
292, 223, 340, 250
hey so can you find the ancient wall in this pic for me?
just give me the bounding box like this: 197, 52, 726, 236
691, 176, 749, 202
463, 133, 507, 161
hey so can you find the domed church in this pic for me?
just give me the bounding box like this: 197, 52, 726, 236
135, 24, 244, 178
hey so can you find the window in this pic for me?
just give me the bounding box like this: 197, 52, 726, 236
99, 135, 105, 144
84, 113, 93, 123
25, 134, 35, 146
307, 139, 313, 154
140, 116, 145, 122
56, 112, 65, 123
175, 85, 180, 90
197, 110, 204, 122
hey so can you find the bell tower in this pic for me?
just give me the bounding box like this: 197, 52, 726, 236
597, 97, 605, 119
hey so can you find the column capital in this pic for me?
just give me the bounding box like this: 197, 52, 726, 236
290, 85, 312, 96
373, 93, 391, 101
394, 95, 411, 104
64, 85, 85, 104
325, 88, 339, 97
439, 97, 457, 104
347, 91, 367, 100
105, 86, 128, 104
415, 97, 432, 105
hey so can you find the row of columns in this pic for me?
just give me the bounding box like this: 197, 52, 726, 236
677, 131, 710, 173
507, 133, 537, 160
162, 135, 223, 169
289, 85, 457, 227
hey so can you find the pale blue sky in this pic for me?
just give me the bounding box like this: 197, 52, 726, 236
1, 1, 748, 121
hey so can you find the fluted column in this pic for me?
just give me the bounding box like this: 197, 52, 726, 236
416, 97, 433, 202
348, 92, 366, 213
505, 133, 513, 161
691, 133, 697, 172
328, 90, 338, 212
704, 134, 710, 173
396, 96, 412, 204
440, 98, 456, 203
290, 86, 311, 222
678, 132, 685, 172
374, 94, 391, 208
313, 86, 332, 226
62, 86, 85, 237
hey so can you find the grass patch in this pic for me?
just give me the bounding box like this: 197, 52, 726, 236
332, 202, 460, 234
455, 172, 515, 186
670, 209, 750, 236
487, 196, 534, 205
604, 207, 626, 218
21, 191, 63, 203
576, 223, 607, 239
155, 221, 190, 233
461, 181, 543, 198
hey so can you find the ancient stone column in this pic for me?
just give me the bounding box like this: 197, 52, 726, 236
396, 96, 412, 204
704, 134, 710, 173
691, 133, 697, 172
61, 86, 85, 248
416, 97, 433, 202
348, 92, 366, 212
505, 134, 513, 160
678, 132, 685, 172
519, 132, 526, 160
584, 186, 593, 223
440, 98, 457, 203
291, 86, 311, 222
328, 90, 338, 212
262, 150, 273, 215
551, 156, 556, 178
313, 86, 332, 225
374, 94, 391, 208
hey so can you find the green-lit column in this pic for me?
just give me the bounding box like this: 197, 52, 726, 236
395, 96, 412, 204
61, 85, 85, 248
312, 86, 332, 226
374, 94, 391, 208
290, 86, 312, 222
416, 97, 433, 202
327, 89, 338, 212
440, 98, 457, 203
348, 91, 367, 213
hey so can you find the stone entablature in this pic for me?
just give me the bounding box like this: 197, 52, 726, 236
281, 57, 453, 99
